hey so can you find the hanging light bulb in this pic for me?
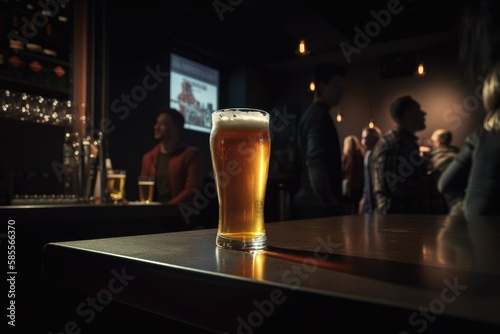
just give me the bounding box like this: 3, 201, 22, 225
299, 39, 306, 54
309, 81, 315, 91
336, 109, 343, 123
416, 61, 425, 76
296, 38, 309, 56
368, 106, 375, 128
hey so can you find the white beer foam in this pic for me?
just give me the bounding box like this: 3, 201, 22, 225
212, 109, 269, 129
109, 174, 126, 178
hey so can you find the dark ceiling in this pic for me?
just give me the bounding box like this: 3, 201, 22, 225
111, 0, 470, 70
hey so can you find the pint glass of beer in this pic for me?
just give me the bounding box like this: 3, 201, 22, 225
107, 169, 126, 204
210, 108, 271, 251
138, 176, 154, 204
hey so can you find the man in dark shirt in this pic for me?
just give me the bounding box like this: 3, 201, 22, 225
292, 62, 346, 219
371, 95, 446, 214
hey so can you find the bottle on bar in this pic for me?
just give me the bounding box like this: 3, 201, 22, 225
5, 10, 26, 78
44, 9, 69, 90
25, 18, 43, 54
8, 1, 26, 52
55, 0, 70, 61
42, 21, 57, 58
62, 131, 81, 196
25, 18, 45, 85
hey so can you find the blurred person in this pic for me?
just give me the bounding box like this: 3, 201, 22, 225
358, 125, 382, 214
141, 108, 205, 205
292, 62, 346, 219
438, 60, 500, 217
429, 129, 460, 174
341, 134, 365, 214
371, 95, 446, 214
429, 129, 461, 213
435, 0, 500, 218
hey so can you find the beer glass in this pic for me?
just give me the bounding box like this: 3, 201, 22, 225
210, 108, 271, 251
107, 169, 126, 204
138, 176, 155, 204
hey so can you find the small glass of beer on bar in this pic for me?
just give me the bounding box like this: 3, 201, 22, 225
210, 108, 271, 251
107, 169, 126, 204
138, 176, 154, 204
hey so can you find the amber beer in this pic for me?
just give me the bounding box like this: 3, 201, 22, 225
210, 108, 271, 250
138, 176, 154, 204
107, 170, 126, 203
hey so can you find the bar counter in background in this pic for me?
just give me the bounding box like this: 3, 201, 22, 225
42, 214, 500, 333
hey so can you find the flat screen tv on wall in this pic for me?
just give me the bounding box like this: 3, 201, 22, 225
169, 53, 220, 134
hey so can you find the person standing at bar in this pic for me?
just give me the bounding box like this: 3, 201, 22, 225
429, 129, 459, 174
141, 108, 205, 205
371, 95, 446, 214
292, 62, 346, 219
358, 125, 382, 214
341, 134, 365, 214
438, 61, 500, 217
436, 0, 500, 218
428, 129, 461, 213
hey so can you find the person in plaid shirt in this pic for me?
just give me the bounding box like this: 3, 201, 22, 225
371, 96, 447, 214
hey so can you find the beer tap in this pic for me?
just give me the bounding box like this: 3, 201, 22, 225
98, 131, 108, 203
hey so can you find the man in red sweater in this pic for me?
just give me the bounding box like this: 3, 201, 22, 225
141, 108, 205, 205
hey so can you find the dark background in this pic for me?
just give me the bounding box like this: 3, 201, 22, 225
2, 0, 479, 204
103, 0, 471, 202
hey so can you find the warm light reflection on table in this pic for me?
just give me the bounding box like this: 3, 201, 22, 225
216, 248, 265, 280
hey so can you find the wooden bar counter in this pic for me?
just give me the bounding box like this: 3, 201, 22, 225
42, 214, 500, 333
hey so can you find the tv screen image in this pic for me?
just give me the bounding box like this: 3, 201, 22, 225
170, 53, 219, 134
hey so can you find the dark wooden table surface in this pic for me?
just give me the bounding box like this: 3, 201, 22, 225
1, 202, 197, 333
43, 214, 500, 333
